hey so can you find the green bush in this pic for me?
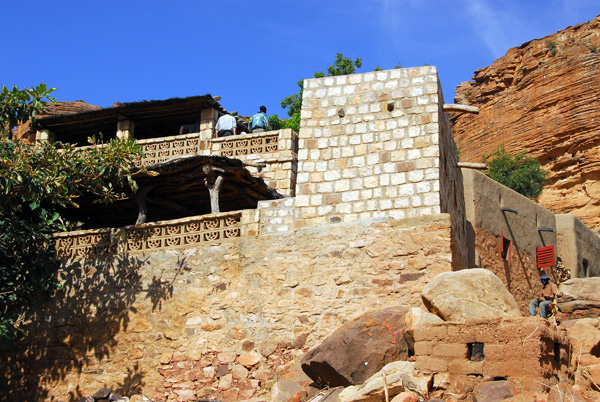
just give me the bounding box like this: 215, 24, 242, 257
483, 145, 548, 199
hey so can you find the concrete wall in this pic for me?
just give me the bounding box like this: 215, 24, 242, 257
462, 169, 558, 312
556, 213, 600, 278
1, 215, 454, 401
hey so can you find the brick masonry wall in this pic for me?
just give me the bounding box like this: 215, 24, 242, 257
414, 317, 572, 393
1, 216, 453, 401
256, 67, 469, 265
297, 67, 442, 225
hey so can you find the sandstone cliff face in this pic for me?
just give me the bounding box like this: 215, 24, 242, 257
451, 15, 600, 233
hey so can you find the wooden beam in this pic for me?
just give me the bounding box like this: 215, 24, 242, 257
443, 104, 479, 114
457, 162, 488, 170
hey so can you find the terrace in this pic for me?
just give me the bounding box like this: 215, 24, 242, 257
31, 96, 298, 259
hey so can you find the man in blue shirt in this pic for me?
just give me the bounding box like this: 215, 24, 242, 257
250, 106, 269, 133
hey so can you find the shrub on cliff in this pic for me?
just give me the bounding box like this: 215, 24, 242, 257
0, 85, 142, 344
484, 145, 548, 199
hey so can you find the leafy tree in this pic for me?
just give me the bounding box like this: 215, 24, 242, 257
0, 85, 142, 343
0, 84, 56, 137
280, 53, 363, 131
269, 113, 301, 133
374, 62, 402, 71
483, 145, 548, 199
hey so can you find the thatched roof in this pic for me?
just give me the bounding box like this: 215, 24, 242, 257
33, 95, 225, 145
63, 154, 282, 229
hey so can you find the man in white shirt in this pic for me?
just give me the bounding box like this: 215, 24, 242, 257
214, 112, 237, 137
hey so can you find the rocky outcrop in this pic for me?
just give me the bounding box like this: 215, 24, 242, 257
421, 268, 522, 321
556, 278, 600, 320
451, 15, 600, 232
337, 361, 432, 402
301, 307, 412, 387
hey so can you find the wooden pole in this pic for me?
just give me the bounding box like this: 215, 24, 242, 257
135, 185, 154, 225
443, 104, 479, 114
457, 162, 488, 170
202, 164, 225, 214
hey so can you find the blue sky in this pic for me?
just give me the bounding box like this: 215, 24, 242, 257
2, 1, 599, 118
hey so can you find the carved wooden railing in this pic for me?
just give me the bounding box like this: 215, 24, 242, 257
217, 133, 279, 157
136, 134, 201, 166
54, 212, 242, 260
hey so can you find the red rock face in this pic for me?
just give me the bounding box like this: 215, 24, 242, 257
451, 15, 600, 233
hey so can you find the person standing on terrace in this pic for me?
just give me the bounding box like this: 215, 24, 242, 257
215, 112, 237, 137
249, 106, 269, 133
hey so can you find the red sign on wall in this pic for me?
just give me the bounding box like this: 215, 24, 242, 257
537, 245, 555, 268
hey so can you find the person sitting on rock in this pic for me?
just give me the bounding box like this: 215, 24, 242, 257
529, 275, 558, 318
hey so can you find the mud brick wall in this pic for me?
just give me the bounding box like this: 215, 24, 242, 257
414, 317, 572, 393
462, 169, 558, 313
1, 215, 453, 402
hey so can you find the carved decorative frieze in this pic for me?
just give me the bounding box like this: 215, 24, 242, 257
124, 214, 241, 253
54, 213, 242, 260
218, 134, 279, 157
55, 230, 113, 260
137, 135, 201, 166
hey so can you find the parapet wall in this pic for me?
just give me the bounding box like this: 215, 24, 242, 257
208, 129, 298, 197
2, 215, 454, 401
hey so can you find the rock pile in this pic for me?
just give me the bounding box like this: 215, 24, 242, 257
78, 387, 128, 402
270, 269, 600, 402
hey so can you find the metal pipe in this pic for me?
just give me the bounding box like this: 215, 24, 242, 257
501, 207, 520, 214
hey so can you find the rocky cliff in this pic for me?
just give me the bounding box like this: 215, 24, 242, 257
451, 15, 600, 233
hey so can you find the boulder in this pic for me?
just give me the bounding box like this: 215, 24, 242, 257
421, 269, 522, 322
472, 381, 516, 402
389, 391, 418, 402
301, 306, 412, 387
585, 364, 600, 391
269, 362, 319, 402
547, 383, 589, 402
556, 278, 600, 320
403, 308, 444, 358
566, 322, 600, 359
337, 361, 432, 402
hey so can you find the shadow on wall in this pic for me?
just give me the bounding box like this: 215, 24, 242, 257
0, 253, 174, 402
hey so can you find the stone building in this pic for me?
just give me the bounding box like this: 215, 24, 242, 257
0, 66, 595, 401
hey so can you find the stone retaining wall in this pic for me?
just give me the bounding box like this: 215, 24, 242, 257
1, 215, 454, 401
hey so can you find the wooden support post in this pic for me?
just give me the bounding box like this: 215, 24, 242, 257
117, 119, 135, 140
202, 164, 225, 214
135, 185, 154, 225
